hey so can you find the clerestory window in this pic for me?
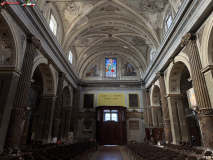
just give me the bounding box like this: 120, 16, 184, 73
49, 14, 57, 35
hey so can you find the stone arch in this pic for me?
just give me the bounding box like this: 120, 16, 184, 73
166, 52, 191, 94
0, 11, 23, 70
200, 12, 213, 68
32, 55, 57, 95
150, 81, 161, 107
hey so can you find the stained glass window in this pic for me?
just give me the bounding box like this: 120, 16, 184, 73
105, 58, 116, 77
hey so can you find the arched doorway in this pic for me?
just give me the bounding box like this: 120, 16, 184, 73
167, 58, 201, 145
148, 84, 164, 143
21, 62, 56, 144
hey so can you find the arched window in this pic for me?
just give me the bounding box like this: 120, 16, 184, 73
49, 14, 57, 35
69, 51, 73, 64
164, 7, 173, 33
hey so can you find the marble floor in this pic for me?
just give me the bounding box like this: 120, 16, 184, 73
89, 145, 130, 160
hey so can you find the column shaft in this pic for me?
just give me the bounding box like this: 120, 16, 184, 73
157, 73, 173, 142
4, 36, 40, 149
146, 90, 153, 125
52, 73, 65, 138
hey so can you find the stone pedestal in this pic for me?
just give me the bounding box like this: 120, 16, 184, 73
35, 95, 56, 143
52, 73, 65, 139
4, 36, 41, 149
156, 72, 173, 142
0, 70, 21, 149
199, 109, 213, 149
4, 109, 25, 149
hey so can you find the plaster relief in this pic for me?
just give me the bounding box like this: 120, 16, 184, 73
2, 55, 12, 65
99, 5, 121, 12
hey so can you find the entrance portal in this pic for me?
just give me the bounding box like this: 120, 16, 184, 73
96, 106, 127, 145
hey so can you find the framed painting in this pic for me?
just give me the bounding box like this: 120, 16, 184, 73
128, 93, 140, 108
186, 88, 197, 109
129, 121, 139, 130
82, 93, 95, 109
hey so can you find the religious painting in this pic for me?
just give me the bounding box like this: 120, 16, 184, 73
86, 61, 99, 77
105, 58, 116, 77
82, 93, 95, 109
122, 60, 137, 76
129, 121, 139, 130
186, 88, 197, 108
128, 93, 140, 108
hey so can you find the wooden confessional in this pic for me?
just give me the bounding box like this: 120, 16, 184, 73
96, 106, 127, 145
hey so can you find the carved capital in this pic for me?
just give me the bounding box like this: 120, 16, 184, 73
11, 108, 26, 119
145, 89, 149, 93
181, 32, 196, 47
59, 72, 66, 79
27, 36, 41, 50
156, 72, 164, 78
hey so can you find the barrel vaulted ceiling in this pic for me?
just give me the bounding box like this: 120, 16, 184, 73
36, 0, 183, 79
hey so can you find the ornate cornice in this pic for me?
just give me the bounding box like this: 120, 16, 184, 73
41, 94, 57, 99
0, 67, 22, 76
193, 108, 213, 119
166, 94, 185, 98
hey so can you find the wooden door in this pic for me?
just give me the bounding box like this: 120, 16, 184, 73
96, 106, 127, 145
188, 127, 201, 146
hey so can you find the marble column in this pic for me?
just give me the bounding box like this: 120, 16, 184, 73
35, 94, 56, 143
181, 33, 213, 149
52, 72, 66, 139
4, 36, 41, 149
156, 72, 173, 142
146, 90, 153, 126
0, 68, 21, 149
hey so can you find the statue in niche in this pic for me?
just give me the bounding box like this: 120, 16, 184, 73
86, 62, 99, 77
123, 60, 137, 76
